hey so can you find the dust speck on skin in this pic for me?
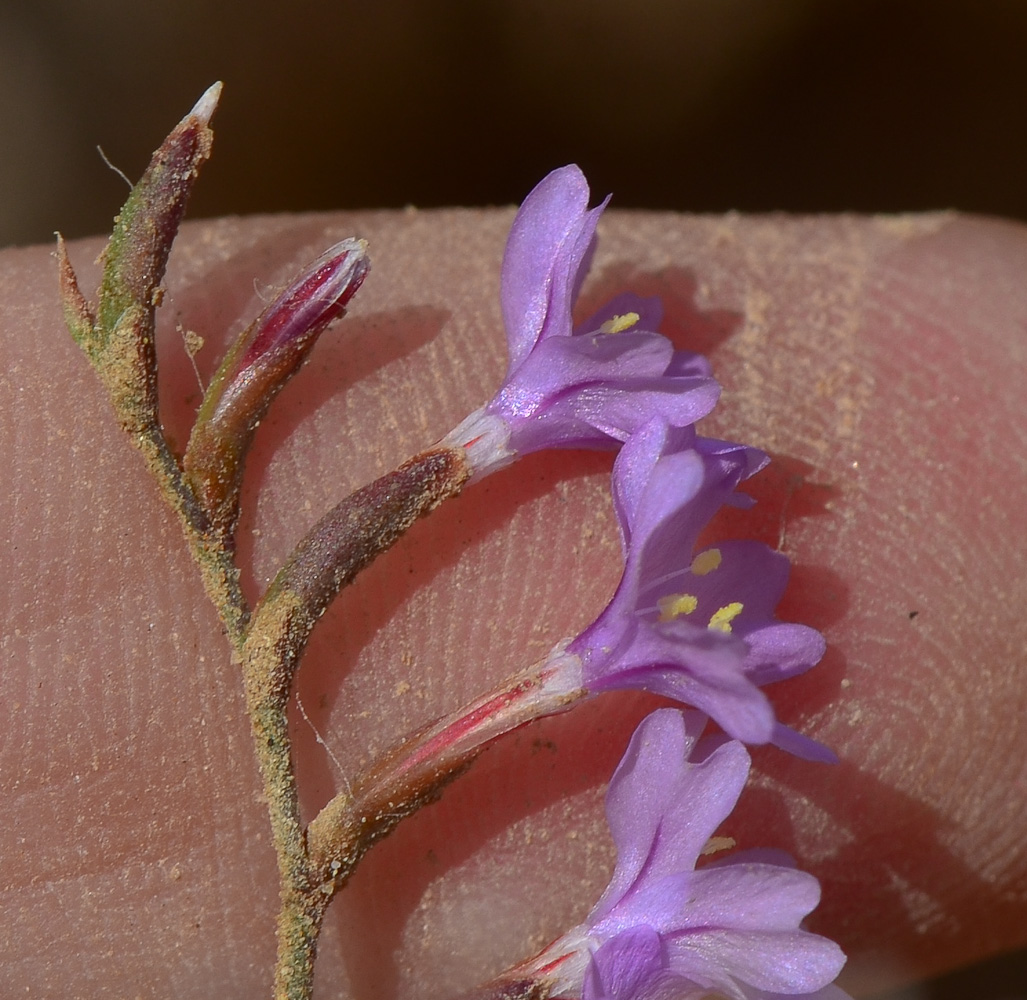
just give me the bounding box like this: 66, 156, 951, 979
182, 328, 204, 357
157, 858, 183, 882
742, 286, 772, 333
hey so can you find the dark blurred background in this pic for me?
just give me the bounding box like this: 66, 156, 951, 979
7, 0, 1027, 248
3, 1, 1025, 997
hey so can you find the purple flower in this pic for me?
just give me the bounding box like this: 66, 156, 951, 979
541, 710, 848, 1000
443, 166, 719, 478
557, 418, 829, 758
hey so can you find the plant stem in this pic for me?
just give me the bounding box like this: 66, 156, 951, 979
233, 446, 471, 996
307, 648, 585, 883
135, 424, 251, 642
273, 884, 331, 1000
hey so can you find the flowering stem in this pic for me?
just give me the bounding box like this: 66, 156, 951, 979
306, 648, 585, 885
234, 445, 471, 997
273, 883, 332, 1000
144, 427, 251, 642
57, 85, 251, 643
245, 446, 471, 695
58, 85, 479, 1000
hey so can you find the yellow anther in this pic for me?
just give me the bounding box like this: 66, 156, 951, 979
700, 835, 736, 857
708, 602, 744, 632
690, 548, 722, 576
657, 593, 698, 622
598, 311, 640, 334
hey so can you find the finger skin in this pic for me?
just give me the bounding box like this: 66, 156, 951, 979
1, 210, 1024, 998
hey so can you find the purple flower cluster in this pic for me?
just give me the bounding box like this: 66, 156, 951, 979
464, 167, 832, 761
448, 166, 846, 1000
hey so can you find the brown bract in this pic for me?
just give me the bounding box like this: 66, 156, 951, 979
1, 208, 1025, 998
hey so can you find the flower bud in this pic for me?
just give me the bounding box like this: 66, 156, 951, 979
59, 82, 221, 438
183, 239, 369, 540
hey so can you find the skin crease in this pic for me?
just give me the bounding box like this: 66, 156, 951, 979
1, 208, 1025, 1000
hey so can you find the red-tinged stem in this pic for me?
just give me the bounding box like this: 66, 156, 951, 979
240, 445, 472, 998
306, 647, 585, 881
445, 937, 585, 1000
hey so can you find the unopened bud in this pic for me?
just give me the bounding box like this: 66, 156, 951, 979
59, 82, 221, 439
240, 238, 369, 370
183, 239, 370, 540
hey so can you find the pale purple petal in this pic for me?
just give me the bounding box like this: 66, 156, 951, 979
669, 929, 846, 996
544, 198, 608, 345
583, 926, 664, 1000
581, 621, 776, 745
696, 436, 770, 486
744, 623, 827, 687
591, 712, 750, 922
594, 867, 843, 998
495, 333, 666, 419
704, 847, 797, 870
607, 731, 747, 895
665, 864, 823, 932
593, 871, 698, 942
608, 420, 703, 551
501, 165, 597, 367
665, 349, 716, 380
487, 333, 720, 458
770, 723, 839, 765
574, 295, 710, 383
